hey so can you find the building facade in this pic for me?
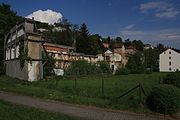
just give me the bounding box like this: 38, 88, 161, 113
159, 49, 180, 72
4, 18, 44, 81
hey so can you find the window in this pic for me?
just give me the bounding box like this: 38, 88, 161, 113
169, 68, 171, 71
169, 61, 171, 66
169, 57, 171, 59
105, 56, 110, 61
169, 51, 171, 54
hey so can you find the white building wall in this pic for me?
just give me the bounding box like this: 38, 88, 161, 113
6, 49, 10, 60
159, 49, 180, 72
17, 29, 25, 38
16, 45, 19, 58
11, 47, 15, 59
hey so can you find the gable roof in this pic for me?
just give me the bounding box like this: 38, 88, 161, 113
105, 49, 113, 54
160, 48, 180, 55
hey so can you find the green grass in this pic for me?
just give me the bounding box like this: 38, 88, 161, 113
0, 73, 173, 113
0, 100, 82, 120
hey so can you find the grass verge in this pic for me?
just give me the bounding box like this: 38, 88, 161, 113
0, 100, 83, 120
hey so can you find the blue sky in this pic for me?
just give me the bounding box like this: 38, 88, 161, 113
1, 0, 180, 49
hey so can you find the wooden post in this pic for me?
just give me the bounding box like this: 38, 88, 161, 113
139, 84, 142, 105
101, 76, 104, 97
75, 76, 77, 90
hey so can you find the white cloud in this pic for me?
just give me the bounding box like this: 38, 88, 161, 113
140, 1, 179, 18
155, 8, 179, 18
26, 9, 63, 24
120, 30, 144, 36
140, 2, 164, 12
119, 28, 180, 48
122, 24, 135, 30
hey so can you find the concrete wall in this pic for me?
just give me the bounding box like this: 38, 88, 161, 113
5, 20, 44, 81
27, 36, 43, 81
5, 60, 28, 80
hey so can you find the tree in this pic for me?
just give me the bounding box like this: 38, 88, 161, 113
79, 23, 90, 38
157, 44, 166, 53
143, 44, 165, 72
107, 36, 111, 43
132, 40, 144, 51
124, 39, 131, 47
115, 37, 123, 44
144, 48, 159, 71
76, 23, 90, 54
127, 51, 145, 73
0, 3, 22, 74
88, 34, 103, 55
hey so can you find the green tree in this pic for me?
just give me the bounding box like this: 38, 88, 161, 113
76, 23, 90, 54
132, 40, 144, 51
127, 51, 145, 73
115, 37, 123, 44
0, 3, 22, 74
143, 44, 165, 72
88, 34, 103, 55
124, 39, 132, 47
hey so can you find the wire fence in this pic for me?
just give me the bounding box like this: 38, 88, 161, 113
41, 66, 179, 120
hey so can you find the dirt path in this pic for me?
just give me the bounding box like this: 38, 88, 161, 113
0, 91, 172, 120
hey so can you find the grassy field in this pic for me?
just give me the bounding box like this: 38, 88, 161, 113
0, 73, 174, 113
0, 100, 82, 120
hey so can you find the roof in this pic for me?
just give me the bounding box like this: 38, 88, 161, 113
160, 48, 180, 55
105, 49, 113, 54
114, 43, 123, 48
126, 45, 134, 49
44, 42, 74, 50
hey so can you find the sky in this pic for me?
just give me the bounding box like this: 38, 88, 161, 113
1, 0, 180, 49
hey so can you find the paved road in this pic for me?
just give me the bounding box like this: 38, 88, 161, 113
0, 91, 173, 120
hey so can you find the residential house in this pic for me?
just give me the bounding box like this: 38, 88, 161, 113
144, 44, 154, 50
159, 49, 180, 72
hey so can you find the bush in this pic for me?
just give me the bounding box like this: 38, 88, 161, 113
146, 85, 180, 114
145, 68, 152, 74
162, 73, 180, 88
65, 60, 99, 75
43, 54, 56, 77
99, 61, 111, 74
115, 67, 130, 75
0, 61, 5, 75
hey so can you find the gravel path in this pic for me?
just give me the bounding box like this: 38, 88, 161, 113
0, 91, 173, 120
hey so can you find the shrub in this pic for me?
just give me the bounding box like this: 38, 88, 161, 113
99, 61, 111, 74
65, 60, 99, 75
145, 68, 152, 74
0, 61, 5, 75
43, 54, 56, 77
115, 67, 130, 75
162, 73, 180, 88
146, 85, 180, 114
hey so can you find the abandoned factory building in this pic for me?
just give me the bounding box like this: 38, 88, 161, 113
4, 18, 135, 81
4, 18, 44, 81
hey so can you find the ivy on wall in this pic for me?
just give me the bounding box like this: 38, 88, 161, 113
18, 40, 32, 70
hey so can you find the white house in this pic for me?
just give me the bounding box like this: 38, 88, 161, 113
159, 49, 180, 72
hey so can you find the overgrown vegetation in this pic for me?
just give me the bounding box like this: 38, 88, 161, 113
126, 52, 145, 74
161, 72, 180, 88
146, 85, 180, 114
0, 73, 173, 113
65, 60, 111, 76
43, 52, 56, 76
0, 100, 82, 120
98, 61, 111, 74
115, 67, 130, 75
0, 3, 22, 72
